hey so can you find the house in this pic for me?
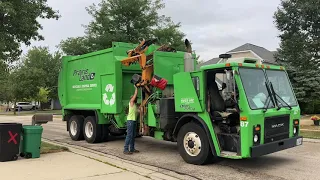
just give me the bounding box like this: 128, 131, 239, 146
197, 43, 278, 89
199, 43, 278, 68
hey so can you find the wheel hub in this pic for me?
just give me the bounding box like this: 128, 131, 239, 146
70, 121, 77, 136
183, 132, 201, 156
188, 140, 195, 148
85, 121, 94, 138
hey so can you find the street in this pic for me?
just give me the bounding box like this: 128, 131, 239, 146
1, 115, 319, 180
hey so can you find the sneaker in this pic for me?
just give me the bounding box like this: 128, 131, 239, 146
123, 151, 133, 155
130, 149, 140, 153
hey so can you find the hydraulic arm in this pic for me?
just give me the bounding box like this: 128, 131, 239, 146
120, 39, 175, 135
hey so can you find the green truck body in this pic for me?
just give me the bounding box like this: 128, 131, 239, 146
58, 41, 303, 165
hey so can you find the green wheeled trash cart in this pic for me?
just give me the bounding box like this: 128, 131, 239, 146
20, 125, 43, 159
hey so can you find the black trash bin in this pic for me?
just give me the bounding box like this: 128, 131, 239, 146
0, 123, 22, 162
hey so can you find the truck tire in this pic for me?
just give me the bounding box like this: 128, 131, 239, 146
68, 115, 85, 141
177, 122, 213, 165
101, 124, 109, 142
135, 123, 142, 138
83, 116, 102, 143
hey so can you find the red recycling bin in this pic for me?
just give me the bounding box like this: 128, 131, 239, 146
0, 123, 22, 162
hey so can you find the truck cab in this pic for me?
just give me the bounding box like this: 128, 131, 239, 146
172, 57, 303, 164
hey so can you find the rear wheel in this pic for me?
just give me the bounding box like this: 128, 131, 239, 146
83, 116, 102, 143
177, 122, 213, 165
68, 115, 84, 141
101, 124, 110, 142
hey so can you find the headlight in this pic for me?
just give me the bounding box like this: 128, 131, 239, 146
253, 125, 261, 145
293, 119, 299, 136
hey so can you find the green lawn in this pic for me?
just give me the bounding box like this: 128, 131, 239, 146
300, 131, 320, 139
0, 110, 62, 116
41, 142, 68, 154
301, 125, 320, 130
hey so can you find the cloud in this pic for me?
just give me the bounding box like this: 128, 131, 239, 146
22, 0, 282, 61
21, 0, 100, 55
161, 0, 281, 61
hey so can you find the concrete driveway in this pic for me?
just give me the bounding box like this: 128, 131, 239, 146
0, 115, 318, 180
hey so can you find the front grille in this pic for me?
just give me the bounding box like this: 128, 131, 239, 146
264, 115, 289, 143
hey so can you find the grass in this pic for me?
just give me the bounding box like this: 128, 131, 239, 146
300, 131, 320, 139
0, 109, 62, 116
40, 141, 69, 154
301, 125, 320, 130
299, 124, 320, 139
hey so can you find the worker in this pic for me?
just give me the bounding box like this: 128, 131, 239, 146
123, 85, 140, 155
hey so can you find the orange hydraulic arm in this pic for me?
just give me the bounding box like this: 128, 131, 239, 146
120, 39, 178, 135
121, 39, 157, 93
120, 39, 158, 135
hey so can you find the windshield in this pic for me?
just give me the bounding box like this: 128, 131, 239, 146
266, 69, 298, 107
239, 68, 274, 109
239, 67, 298, 110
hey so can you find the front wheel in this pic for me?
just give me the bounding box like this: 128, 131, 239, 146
83, 116, 102, 143
177, 122, 213, 165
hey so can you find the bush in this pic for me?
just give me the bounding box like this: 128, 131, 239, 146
300, 100, 320, 114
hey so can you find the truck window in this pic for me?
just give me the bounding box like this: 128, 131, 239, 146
192, 76, 200, 97
265, 70, 298, 106
239, 68, 272, 110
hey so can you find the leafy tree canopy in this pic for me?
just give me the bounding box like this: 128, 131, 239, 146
274, 0, 320, 104
22, 47, 62, 99
0, 0, 59, 65
59, 0, 186, 55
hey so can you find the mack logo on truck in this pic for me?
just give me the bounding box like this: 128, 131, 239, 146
73, 69, 95, 81
271, 123, 284, 128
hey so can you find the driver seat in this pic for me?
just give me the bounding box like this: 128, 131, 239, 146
209, 81, 232, 121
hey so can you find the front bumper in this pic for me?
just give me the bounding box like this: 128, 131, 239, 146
250, 136, 303, 158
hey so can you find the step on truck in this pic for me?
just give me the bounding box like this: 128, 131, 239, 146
58, 39, 303, 165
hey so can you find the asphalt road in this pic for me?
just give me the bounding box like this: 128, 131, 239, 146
1, 115, 319, 180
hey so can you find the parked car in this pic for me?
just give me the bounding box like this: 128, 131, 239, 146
11, 102, 39, 111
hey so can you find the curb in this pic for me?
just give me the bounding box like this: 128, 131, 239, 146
42, 139, 198, 180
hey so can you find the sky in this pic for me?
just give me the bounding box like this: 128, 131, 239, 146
22, 0, 282, 62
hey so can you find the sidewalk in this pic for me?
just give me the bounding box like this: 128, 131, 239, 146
42, 139, 191, 180
0, 139, 190, 180
0, 151, 147, 180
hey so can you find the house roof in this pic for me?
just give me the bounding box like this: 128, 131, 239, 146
227, 43, 277, 64
198, 43, 277, 69
196, 57, 220, 69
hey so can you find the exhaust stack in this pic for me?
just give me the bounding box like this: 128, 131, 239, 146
184, 39, 195, 72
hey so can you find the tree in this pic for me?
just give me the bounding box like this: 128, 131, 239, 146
0, 0, 60, 65
10, 67, 45, 100
59, 37, 92, 57
59, 0, 186, 55
274, 0, 320, 110
0, 71, 12, 108
8, 66, 45, 114
22, 46, 62, 99
35, 87, 51, 110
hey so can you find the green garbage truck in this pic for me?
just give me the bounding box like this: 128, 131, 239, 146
58, 39, 303, 165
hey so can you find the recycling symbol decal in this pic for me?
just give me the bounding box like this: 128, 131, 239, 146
103, 84, 116, 106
